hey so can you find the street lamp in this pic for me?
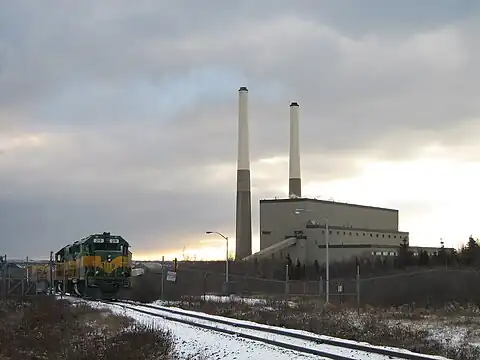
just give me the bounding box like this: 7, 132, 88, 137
294, 208, 330, 304
206, 231, 229, 283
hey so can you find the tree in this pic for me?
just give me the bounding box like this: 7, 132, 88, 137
464, 236, 480, 266
313, 259, 320, 278
398, 237, 413, 268
295, 259, 302, 280
437, 240, 447, 267
418, 250, 430, 266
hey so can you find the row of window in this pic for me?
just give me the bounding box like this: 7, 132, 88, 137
319, 229, 406, 240
372, 251, 440, 257
372, 251, 398, 256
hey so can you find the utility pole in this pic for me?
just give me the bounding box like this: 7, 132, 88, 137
325, 219, 330, 304
205, 231, 229, 283
2, 254, 7, 300
49, 251, 54, 295
356, 263, 360, 315
161, 256, 165, 301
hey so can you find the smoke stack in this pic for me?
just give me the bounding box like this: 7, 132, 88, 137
289, 102, 301, 198
235, 86, 252, 260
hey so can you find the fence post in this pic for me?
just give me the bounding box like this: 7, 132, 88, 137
203, 272, 207, 301
319, 276, 323, 296
2, 254, 7, 300
285, 264, 289, 296
49, 251, 54, 295
356, 264, 360, 315
161, 256, 165, 301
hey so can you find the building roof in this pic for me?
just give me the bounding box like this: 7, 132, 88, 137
243, 236, 297, 261
260, 197, 398, 212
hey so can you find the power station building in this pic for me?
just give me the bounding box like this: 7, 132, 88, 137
233, 86, 411, 265
247, 198, 409, 264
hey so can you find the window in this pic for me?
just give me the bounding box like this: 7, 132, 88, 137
343, 231, 346, 235
388, 235, 391, 238
370, 234, 372, 237
349, 232, 352, 235
329, 231, 332, 234
382, 234, 384, 238
356, 232, 359, 236
363, 233, 366, 236
337, 231, 340, 235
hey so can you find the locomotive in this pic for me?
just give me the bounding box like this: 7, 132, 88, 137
54, 232, 132, 300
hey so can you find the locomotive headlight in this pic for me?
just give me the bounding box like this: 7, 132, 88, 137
107, 255, 112, 263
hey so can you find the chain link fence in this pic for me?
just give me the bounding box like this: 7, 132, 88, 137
130, 264, 480, 309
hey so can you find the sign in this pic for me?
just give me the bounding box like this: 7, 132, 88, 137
337, 283, 344, 293
166, 271, 177, 282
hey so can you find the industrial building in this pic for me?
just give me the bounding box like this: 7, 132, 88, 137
249, 197, 409, 264
233, 87, 413, 265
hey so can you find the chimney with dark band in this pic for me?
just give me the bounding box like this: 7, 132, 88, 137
289, 102, 301, 197
235, 86, 252, 260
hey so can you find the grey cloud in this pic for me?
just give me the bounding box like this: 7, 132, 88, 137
0, 1, 479, 257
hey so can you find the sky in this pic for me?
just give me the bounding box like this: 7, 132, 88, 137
1, 0, 479, 260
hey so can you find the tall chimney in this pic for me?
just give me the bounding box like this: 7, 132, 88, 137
289, 102, 301, 197
235, 86, 252, 260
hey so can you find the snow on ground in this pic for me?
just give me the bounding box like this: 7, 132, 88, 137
152, 294, 298, 308
137, 303, 449, 360
71, 299, 320, 360
384, 316, 480, 349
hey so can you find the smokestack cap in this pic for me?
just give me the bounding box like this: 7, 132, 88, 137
290, 102, 299, 107
239, 86, 248, 92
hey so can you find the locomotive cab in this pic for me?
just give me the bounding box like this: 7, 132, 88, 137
54, 232, 132, 300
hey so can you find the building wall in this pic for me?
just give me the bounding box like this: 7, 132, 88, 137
273, 244, 401, 265
260, 198, 400, 250
265, 227, 408, 264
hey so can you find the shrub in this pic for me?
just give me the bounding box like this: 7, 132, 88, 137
0, 296, 177, 360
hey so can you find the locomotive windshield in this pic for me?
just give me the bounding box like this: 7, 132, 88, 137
92, 238, 122, 251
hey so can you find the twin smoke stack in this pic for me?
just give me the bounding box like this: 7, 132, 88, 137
235, 87, 301, 260
235, 87, 253, 261
289, 102, 301, 198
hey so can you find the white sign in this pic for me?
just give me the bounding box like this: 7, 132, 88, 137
93, 238, 104, 243
108, 238, 119, 243
166, 271, 177, 282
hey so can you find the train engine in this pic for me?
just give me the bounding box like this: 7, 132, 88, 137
54, 232, 132, 299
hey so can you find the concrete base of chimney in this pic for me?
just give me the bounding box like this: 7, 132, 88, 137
289, 178, 302, 198
235, 169, 252, 260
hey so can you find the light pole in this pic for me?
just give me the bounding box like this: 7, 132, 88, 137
206, 231, 229, 283
294, 208, 330, 304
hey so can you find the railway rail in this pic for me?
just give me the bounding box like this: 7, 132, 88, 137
103, 300, 446, 360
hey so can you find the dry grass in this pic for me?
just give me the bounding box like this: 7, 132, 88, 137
175, 296, 480, 360
0, 296, 177, 360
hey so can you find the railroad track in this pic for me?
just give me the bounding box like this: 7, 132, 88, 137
103, 300, 446, 360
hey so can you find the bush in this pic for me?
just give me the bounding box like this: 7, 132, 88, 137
176, 297, 480, 360
0, 296, 176, 360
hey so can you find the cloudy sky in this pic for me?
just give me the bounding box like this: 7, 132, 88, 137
1, 0, 479, 260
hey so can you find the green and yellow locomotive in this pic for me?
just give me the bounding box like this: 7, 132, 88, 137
54, 232, 132, 299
